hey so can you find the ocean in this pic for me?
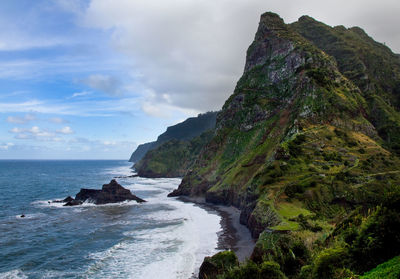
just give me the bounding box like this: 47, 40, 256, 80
0, 160, 222, 279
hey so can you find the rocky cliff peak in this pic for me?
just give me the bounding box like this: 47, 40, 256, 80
220, 11, 365, 133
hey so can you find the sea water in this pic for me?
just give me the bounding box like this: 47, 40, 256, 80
0, 160, 221, 279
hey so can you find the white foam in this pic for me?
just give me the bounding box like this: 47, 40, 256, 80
103, 164, 135, 176
83, 177, 222, 279
15, 213, 46, 220
32, 199, 142, 209
0, 269, 28, 279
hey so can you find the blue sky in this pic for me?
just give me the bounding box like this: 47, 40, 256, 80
0, 0, 202, 159
1, 0, 399, 159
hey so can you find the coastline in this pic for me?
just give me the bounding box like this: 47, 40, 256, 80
177, 196, 255, 262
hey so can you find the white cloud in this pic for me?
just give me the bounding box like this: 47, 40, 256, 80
0, 142, 14, 150
6, 114, 36, 124
81, 74, 122, 96
103, 140, 116, 145
78, 0, 400, 114
0, 98, 139, 117
69, 91, 92, 98
57, 126, 74, 134
48, 117, 69, 124
9, 125, 69, 141
10, 127, 23, 133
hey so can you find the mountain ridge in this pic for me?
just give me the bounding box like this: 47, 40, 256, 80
129, 111, 217, 162
166, 12, 400, 278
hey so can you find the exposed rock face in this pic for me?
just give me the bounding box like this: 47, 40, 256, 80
186, 11, 400, 279
63, 179, 145, 206
129, 141, 156, 163
168, 11, 400, 242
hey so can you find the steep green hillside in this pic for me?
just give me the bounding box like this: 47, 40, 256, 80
360, 256, 400, 279
134, 131, 214, 178
168, 12, 400, 279
129, 111, 217, 162
291, 16, 400, 153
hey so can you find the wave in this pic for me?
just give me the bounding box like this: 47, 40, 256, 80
32, 199, 143, 209
0, 269, 28, 279
14, 213, 46, 220
82, 184, 221, 279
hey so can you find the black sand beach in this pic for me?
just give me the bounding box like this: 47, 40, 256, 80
178, 196, 255, 262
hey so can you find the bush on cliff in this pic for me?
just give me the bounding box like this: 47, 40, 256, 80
199, 251, 239, 279
222, 260, 286, 279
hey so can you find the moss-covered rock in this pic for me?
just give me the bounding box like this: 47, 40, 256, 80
198, 251, 239, 279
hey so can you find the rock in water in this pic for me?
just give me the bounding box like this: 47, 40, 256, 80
63, 179, 146, 206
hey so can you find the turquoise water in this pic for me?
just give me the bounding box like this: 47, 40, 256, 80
0, 160, 221, 279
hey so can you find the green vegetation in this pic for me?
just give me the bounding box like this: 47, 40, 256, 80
291, 16, 400, 154
162, 12, 400, 279
134, 130, 214, 177
361, 256, 400, 279
199, 251, 239, 279
129, 111, 217, 162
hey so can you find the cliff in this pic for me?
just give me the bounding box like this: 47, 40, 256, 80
129, 111, 217, 162
168, 12, 400, 279
129, 141, 156, 163
134, 131, 214, 178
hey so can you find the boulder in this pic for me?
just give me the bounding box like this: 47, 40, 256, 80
63, 199, 83, 206
62, 179, 146, 206
52, 196, 74, 203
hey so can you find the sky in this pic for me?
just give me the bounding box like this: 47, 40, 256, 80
0, 0, 399, 159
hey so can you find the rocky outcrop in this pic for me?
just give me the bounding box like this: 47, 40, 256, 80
135, 130, 214, 178
167, 11, 400, 244
172, 10, 400, 279
129, 141, 156, 163
129, 111, 218, 163
61, 179, 145, 206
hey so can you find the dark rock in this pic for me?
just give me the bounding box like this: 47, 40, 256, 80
63, 199, 83, 206
52, 196, 74, 203
73, 179, 146, 205
20, 214, 25, 218
167, 189, 183, 197
198, 259, 219, 279
113, 174, 139, 178
63, 196, 74, 202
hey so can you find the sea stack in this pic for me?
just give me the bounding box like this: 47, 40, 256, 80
62, 179, 146, 206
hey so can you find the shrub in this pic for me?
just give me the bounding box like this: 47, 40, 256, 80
350, 207, 400, 273
360, 256, 400, 279
312, 247, 349, 279
199, 251, 239, 279
254, 233, 310, 276
223, 261, 260, 279
260, 261, 287, 279
299, 265, 312, 279
358, 148, 366, 154
285, 183, 305, 198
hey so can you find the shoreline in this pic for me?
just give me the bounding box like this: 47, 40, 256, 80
177, 196, 255, 262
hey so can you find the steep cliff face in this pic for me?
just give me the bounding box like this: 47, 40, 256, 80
134, 131, 214, 178
184, 12, 400, 279
170, 12, 399, 241
129, 141, 156, 163
129, 111, 217, 162
291, 16, 400, 153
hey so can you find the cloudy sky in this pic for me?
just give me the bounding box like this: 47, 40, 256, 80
0, 0, 399, 159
